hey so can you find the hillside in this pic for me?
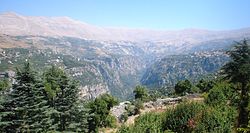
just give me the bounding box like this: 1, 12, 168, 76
141, 51, 229, 89
0, 12, 250, 99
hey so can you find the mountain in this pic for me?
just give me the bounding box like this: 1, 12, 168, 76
1, 12, 250, 42
0, 12, 250, 99
141, 51, 229, 89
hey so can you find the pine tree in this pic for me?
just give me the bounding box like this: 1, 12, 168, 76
43, 65, 88, 132
0, 79, 13, 132
221, 39, 250, 128
68, 100, 89, 132
0, 62, 51, 132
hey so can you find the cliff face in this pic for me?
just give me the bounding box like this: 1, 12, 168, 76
141, 51, 229, 89
0, 35, 148, 100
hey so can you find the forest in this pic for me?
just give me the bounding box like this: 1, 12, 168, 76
0, 39, 250, 133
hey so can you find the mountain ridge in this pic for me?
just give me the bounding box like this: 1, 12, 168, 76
1, 12, 250, 42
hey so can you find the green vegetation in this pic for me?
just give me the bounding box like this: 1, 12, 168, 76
0, 39, 249, 132
117, 39, 250, 133
0, 79, 10, 91
0, 63, 89, 132
118, 102, 236, 133
196, 79, 215, 92
117, 112, 164, 133
174, 79, 192, 95
205, 85, 227, 106
87, 93, 118, 132
221, 39, 250, 128
133, 85, 149, 102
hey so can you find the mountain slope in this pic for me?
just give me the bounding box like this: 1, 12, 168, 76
141, 51, 229, 88
1, 12, 250, 42
0, 12, 250, 99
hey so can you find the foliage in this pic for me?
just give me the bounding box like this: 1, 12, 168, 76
68, 101, 89, 132
0, 63, 89, 132
124, 104, 135, 116
87, 93, 118, 132
133, 99, 144, 115
133, 85, 149, 102
174, 79, 197, 95
194, 106, 236, 133
205, 85, 227, 106
117, 113, 165, 133
221, 39, 250, 128
196, 79, 215, 92
43, 65, 84, 131
104, 114, 117, 128
0, 79, 10, 92
120, 112, 128, 123
163, 102, 236, 133
0, 62, 51, 132
148, 90, 163, 101
117, 125, 130, 133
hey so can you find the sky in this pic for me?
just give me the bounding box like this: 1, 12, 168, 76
1, 0, 250, 30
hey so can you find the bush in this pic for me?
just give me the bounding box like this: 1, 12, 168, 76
205, 86, 226, 106
104, 114, 117, 128
117, 125, 130, 133
194, 106, 236, 133
117, 102, 236, 133
117, 113, 164, 133
196, 79, 215, 92
120, 112, 128, 123
162, 102, 236, 133
174, 80, 195, 95
163, 102, 205, 133
134, 99, 144, 114
133, 85, 149, 102
87, 94, 118, 131
125, 104, 135, 116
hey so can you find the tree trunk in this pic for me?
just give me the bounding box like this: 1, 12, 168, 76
238, 82, 249, 128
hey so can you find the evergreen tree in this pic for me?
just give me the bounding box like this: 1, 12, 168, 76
43, 65, 87, 132
221, 39, 250, 128
0, 62, 51, 132
0, 79, 13, 132
68, 100, 89, 132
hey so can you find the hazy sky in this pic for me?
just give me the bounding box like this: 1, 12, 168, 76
1, 0, 250, 30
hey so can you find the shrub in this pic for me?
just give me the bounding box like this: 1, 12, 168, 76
194, 106, 236, 133
163, 102, 205, 133
205, 86, 226, 106
117, 113, 164, 133
133, 85, 149, 102
196, 79, 215, 93
162, 102, 236, 133
87, 94, 118, 131
117, 125, 130, 133
174, 79, 194, 95
104, 114, 117, 128
120, 112, 128, 123
125, 104, 135, 116
134, 99, 144, 114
